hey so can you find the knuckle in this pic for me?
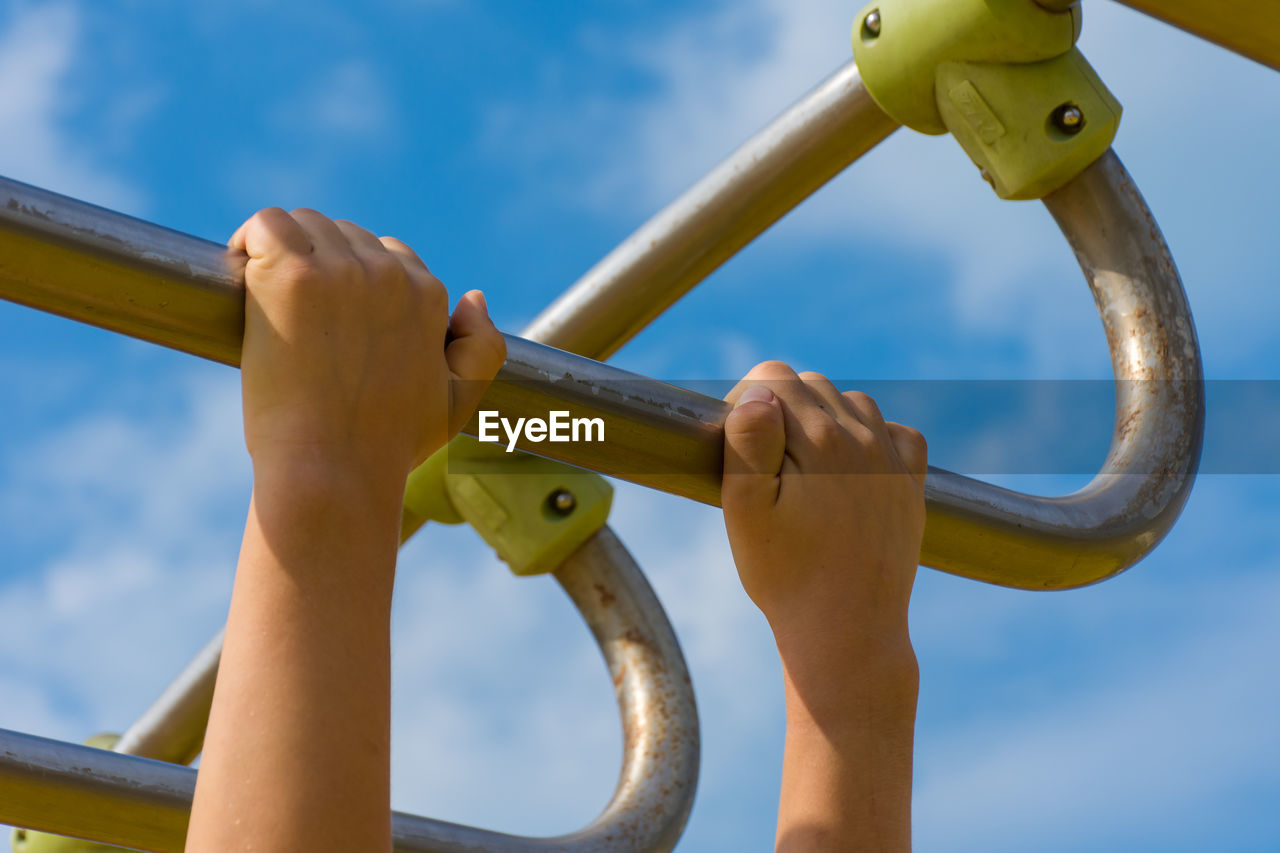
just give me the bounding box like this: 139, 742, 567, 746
752, 359, 794, 376
252, 206, 287, 224
844, 389, 873, 408
332, 254, 364, 282
419, 276, 449, 310
807, 415, 846, 450
898, 424, 928, 456
848, 389, 886, 420
362, 251, 404, 283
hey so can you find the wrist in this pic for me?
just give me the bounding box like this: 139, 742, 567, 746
251, 447, 409, 508
248, 454, 407, 592
778, 630, 919, 734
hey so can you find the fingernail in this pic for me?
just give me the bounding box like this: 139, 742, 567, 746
735, 385, 775, 408
474, 290, 489, 316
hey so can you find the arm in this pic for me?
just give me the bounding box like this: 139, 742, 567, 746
720, 362, 926, 852
185, 208, 506, 853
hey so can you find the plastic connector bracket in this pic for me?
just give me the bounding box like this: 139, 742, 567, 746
852, 0, 1121, 199
401, 436, 613, 577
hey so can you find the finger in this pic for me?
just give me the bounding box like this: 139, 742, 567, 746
797, 371, 874, 436
379, 235, 434, 276
289, 208, 354, 259
841, 388, 895, 448
887, 422, 928, 485
334, 219, 389, 256
725, 361, 830, 469
722, 385, 786, 510
725, 361, 822, 426
447, 290, 507, 434
229, 207, 313, 259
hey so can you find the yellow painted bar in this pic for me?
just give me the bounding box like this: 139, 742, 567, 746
1117, 0, 1280, 71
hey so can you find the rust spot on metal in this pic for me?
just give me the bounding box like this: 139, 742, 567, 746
1116, 409, 1140, 441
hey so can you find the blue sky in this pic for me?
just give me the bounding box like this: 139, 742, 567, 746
2, 1, 1279, 850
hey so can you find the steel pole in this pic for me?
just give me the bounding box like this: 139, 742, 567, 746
520, 62, 899, 358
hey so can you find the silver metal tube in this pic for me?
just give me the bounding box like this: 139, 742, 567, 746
113, 630, 223, 765
0, 148, 1205, 588
923, 149, 1204, 588
0, 530, 698, 852
519, 61, 899, 359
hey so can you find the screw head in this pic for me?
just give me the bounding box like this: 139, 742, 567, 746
549, 489, 576, 516
1053, 103, 1085, 134
864, 9, 882, 37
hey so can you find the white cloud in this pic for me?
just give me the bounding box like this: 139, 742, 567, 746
913, 570, 1280, 851
0, 2, 141, 211
229, 58, 398, 210
291, 59, 394, 139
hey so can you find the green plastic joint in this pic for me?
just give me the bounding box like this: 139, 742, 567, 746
852, 0, 1121, 200
402, 435, 613, 577
11, 736, 128, 853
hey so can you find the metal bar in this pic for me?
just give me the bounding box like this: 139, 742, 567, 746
0, 147, 1205, 588
926, 149, 1204, 587
0, 530, 699, 852
1114, 0, 1280, 72
519, 61, 899, 359
113, 630, 223, 765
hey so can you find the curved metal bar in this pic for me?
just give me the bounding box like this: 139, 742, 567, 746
920, 149, 1204, 587
0, 530, 699, 853
520, 61, 898, 359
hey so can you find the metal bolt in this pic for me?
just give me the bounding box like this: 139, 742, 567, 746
549, 489, 576, 516
864, 9, 881, 37
1053, 103, 1085, 134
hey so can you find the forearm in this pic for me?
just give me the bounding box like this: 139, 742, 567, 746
187, 462, 404, 853
775, 639, 918, 853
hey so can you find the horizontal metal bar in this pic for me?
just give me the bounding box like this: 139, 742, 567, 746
1115, 0, 1280, 71
0, 146, 1204, 588
1, 530, 699, 852
519, 61, 899, 359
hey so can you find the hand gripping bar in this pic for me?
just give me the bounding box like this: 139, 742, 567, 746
0, 145, 1203, 589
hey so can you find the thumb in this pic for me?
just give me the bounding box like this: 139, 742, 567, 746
446, 290, 507, 435
722, 385, 786, 507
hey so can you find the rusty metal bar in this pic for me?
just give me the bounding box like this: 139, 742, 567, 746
0, 529, 699, 852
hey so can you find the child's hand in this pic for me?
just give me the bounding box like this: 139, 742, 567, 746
721, 361, 926, 693
231, 208, 506, 486
722, 361, 925, 851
